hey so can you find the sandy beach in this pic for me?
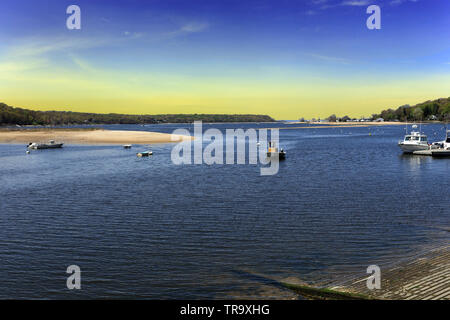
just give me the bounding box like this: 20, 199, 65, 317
0, 128, 192, 145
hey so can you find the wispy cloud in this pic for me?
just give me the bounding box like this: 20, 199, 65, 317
163, 21, 210, 39
69, 55, 98, 73
123, 31, 145, 39
311, 0, 419, 10
0, 37, 117, 77
341, 0, 370, 6
0, 59, 48, 73
8, 37, 111, 58
6, 20, 208, 60
390, 0, 418, 5
306, 53, 350, 64
180, 22, 209, 33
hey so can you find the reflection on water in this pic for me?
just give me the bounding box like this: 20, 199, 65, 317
0, 123, 448, 299
400, 154, 433, 168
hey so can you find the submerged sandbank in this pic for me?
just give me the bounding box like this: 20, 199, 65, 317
0, 128, 192, 145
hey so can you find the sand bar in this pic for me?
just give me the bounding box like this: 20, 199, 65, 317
0, 128, 192, 145
261, 121, 415, 130
289, 121, 408, 126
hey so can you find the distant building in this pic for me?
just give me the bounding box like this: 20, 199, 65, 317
375, 118, 384, 122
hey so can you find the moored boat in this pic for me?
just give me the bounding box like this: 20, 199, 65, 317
430, 129, 450, 157
398, 125, 429, 153
412, 129, 450, 157
27, 140, 63, 150
431, 129, 450, 150
266, 142, 286, 159
137, 151, 152, 157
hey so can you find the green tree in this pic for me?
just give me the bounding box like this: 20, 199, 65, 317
412, 108, 424, 121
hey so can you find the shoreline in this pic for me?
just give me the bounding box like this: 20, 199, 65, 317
278, 245, 449, 300
337, 245, 450, 300
228, 242, 450, 300
289, 121, 412, 126
0, 128, 192, 145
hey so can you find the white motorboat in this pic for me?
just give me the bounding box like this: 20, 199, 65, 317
429, 129, 450, 156
398, 125, 429, 153
27, 140, 64, 150
431, 129, 450, 150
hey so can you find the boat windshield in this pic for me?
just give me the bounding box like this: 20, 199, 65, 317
420, 136, 428, 142
405, 136, 411, 141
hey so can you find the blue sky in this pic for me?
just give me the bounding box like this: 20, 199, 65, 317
0, 0, 449, 118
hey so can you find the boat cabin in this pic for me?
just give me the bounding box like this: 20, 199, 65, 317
403, 132, 428, 143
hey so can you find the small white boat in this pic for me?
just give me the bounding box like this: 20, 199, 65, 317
429, 129, 450, 157
431, 129, 450, 149
398, 125, 429, 153
123, 144, 132, 149
137, 151, 153, 157
27, 140, 63, 150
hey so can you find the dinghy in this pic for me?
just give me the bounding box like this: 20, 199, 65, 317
137, 151, 152, 157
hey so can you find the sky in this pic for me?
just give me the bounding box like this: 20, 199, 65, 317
0, 0, 449, 119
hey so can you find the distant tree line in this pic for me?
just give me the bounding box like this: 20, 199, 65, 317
0, 103, 275, 126
310, 97, 450, 123
372, 97, 450, 122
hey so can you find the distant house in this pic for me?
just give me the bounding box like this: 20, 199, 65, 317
375, 118, 384, 122
428, 115, 438, 121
